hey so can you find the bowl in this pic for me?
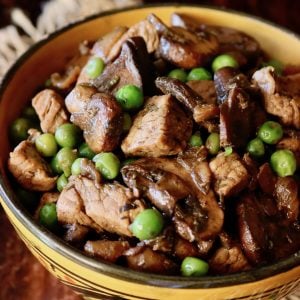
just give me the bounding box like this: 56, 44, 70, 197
0, 4, 299, 300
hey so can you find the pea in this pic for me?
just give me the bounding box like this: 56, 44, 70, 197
78, 142, 95, 160
187, 68, 212, 81
270, 149, 297, 177
85, 57, 105, 79
181, 257, 209, 277
262, 59, 283, 75
44, 78, 52, 87
258, 121, 283, 145
168, 69, 187, 82
9, 117, 32, 143
247, 138, 265, 157
55, 147, 78, 177
115, 85, 143, 111
55, 123, 82, 148
212, 54, 239, 72
51, 156, 62, 175
224, 146, 233, 156
57, 174, 68, 192
71, 158, 84, 176
188, 132, 203, 147
123, 113, 132, 132
35, 133, 58, 157
130, 209, 164, 240
39, 203, 58, 230
22, 106, 38, 121
206, 133, 220, 155
93, 152, 120, 180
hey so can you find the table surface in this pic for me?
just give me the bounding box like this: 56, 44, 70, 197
0, 1, 299, 299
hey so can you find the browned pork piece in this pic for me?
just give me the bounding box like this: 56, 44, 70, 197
84, 240, 130, 263
64, 223, 89, 243
209, 152, 249, 198
252, 66, 300, 129
71, 92, 123, 153
155, 77, 219, 124
32, 89, 68, 133
187, 80, 217, 105
8, 141, 57, 192
257, 163, 276, 196
121, 94, 192, 157
148, 13, 219, 69
92, 37, 154, 95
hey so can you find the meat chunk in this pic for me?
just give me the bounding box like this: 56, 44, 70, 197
209, 152, 249, 198
149, 14, 219, 69
63, 223, 89, 243
257, 163, 276, 196
92, 37, 153, 95
174, 237, 199, 260
71, 92, 123, 153
125, 247, 178, 275
187, 80, 217, 105
155, 77, 219, 124
121, 94, 192, 157
84, 240, 130, 263
252, 67, 300, 129
143, 227, 174, 253
32, 89, 68, 133
8, 141, 57, 192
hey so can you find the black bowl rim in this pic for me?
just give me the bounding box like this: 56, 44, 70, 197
0, 3, 300, 290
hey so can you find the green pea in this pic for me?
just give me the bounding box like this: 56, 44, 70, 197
262, 59, 283, 75
187, 68, 212, 81
55, 123, 82, 148
168, 69, 187, 82
224, 146, 233, 156
188, 132, 203, 147
93, 152, 120, 180
35, 133, 58, 157
21, 106, 39, 121
258, 121, 283, 145
115, 85, 143, 111
270, 149, 297, 177
130, 209, 164, 240
55, 147, 78, 177
57, 174, 68, 192
51, 156, 62, 175
212, 54, 239, 72
85, 57, 105, 79
44, 78, 52, 87
78, 142, 95, 160
247, 138, 265, 157
206, 133, 220, 155
71, 158, 84, 176
39, 203, 58, 230
123, 113, 132, 132
181, 257, 209, 277
9, 117, 32, 143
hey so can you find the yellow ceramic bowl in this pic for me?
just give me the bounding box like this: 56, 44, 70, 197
0, 4, 299, 300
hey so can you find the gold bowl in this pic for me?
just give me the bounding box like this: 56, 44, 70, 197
0, 4, 299, 300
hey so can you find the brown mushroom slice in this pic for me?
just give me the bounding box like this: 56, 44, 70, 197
64, 223, 89, 244
50, 65, 81, 90
148, 13, 219, 69
155, 76, 219, 124
257, 163, 276, 196
187, 80, 217, 105
92, 37, 154, 95
71, 92, 123, 153
252, 66, 300, 129
8, 141, 57, 192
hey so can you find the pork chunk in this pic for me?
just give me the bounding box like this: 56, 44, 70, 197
209, 152, 249, 198
121, 94, 192, 157
32, 89, 68, 133
8, 141, 57, 192
187, 80, 217, 105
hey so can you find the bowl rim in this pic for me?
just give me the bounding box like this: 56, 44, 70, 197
0, 3, 299, 290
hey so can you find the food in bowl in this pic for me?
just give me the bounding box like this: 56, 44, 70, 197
7, 12, 300, 278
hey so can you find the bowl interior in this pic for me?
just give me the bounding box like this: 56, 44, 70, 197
0, 4, 300, 288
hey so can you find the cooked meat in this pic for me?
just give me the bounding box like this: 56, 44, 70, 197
91, 26, 128, 62
257, 163, 276, 196
64, 223, 89, 243
65, 84, 97, 114
187, 80, 217, 105
84, 240, 130, 263
71, 92, 123, 153
50, 65, 81, 90
34, 192, 59, 219
174, 237, 199, 260
242, 153, 258, 191
275, 177, 299, 223
155, 77, 219, 124
252, 66, 300, 129
148, 14, 219, 69
8, 141, 57, 192
92, 37, 154, 95
278, 72, 300, 96
125, 246, 178, 274
32, 89, 68, 133
121, 94, 192, 157
107, 20, 159, 61
209, 152, 249, 198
